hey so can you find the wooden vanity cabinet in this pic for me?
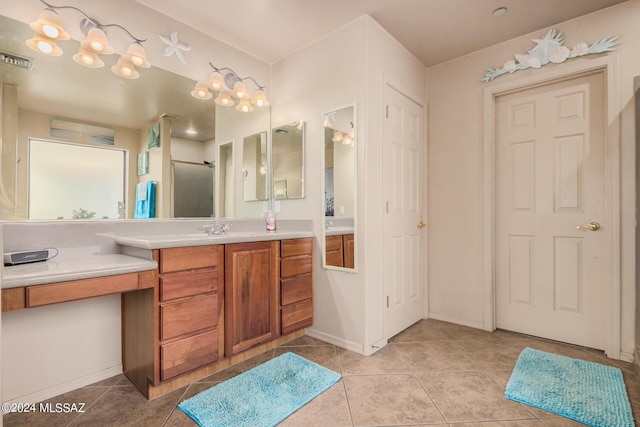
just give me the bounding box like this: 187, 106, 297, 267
224, 241, 279, 356
343, 234, 355, 269
280, 238, 313, 334
325, 235, 344, 267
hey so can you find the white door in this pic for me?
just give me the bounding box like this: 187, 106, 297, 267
383, 83, 425, 339
495, 72, 606, 349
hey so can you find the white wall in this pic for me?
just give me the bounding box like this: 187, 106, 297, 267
271, 16, 427, 354
427, 1, 638, 358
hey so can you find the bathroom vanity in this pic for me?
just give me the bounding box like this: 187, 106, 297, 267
1, 220, 314, 400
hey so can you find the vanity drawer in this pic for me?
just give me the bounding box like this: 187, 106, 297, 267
281, 255, 312, 279
281, 273, 312, 306
281, 299, 313, 335
160, 329, 218, 381
160, 245, 221, 273
27, 273, 139, 307
281, 238, 313, 257
160, 294, 218, 341
160, 268, 218, 302
325, 235, 343, 251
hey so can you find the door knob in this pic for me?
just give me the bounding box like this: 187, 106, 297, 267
576, 221, 600, 231
418, 221, 427, 229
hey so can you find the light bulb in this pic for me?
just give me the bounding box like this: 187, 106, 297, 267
37, 40, 53, 53
42, 24, 59, 38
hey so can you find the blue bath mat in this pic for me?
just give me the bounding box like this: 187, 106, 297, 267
177, 352, 342, 427
505, 347, 634, 427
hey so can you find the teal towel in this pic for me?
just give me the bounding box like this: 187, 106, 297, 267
178, 352, 342, 427
134, 181, 155, 218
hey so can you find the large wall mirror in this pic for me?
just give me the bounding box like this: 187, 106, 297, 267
272, 121, 304, 200
0, 13, 270, 221
322, 104, 356, 271
242, 131, 269, 202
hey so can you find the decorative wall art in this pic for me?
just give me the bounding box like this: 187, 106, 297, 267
147, 122, 160, 150
482, 29, 619, 82
137, 151, 149, 175
159, 32, 191, 64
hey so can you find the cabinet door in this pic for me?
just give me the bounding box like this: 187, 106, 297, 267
343, 234, 355, 269
225, 241, 279, 355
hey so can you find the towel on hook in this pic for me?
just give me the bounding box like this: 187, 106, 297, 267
134, 181, 156, 218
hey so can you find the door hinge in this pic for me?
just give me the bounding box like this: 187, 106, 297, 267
386, 296, 390, 308
386, 201, 389, 213
385, 105, 389, 118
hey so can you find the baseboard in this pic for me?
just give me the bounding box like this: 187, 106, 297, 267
305, 328, 365, 355
3, 365, 123, 405
618, 350, 634, 363
634, 347, 640, 376
428, 312, 486, 330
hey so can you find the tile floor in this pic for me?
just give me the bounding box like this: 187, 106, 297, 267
3, 319, 639, 426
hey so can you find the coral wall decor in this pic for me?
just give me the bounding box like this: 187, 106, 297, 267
482, 29, 619, 82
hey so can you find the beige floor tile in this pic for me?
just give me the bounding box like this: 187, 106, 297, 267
389, 319, 450, 342
394, 341, 478, 372
278, 335, 335, 347
337, 344, 411, 375
417, 371, 534, 423
344, 374, 445, 426
449, 421, 546, 426
431, 320, 505, 341
196, 350, 275, 382
279, 381, 353, 427
273, 344, 341, 373
450, 339, 524, 370
163, 382, 218, 427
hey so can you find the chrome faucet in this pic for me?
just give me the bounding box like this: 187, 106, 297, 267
204, 222, 231, 235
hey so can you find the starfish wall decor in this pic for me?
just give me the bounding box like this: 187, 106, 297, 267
159, 32, 191, 64
482, 29, 619, 82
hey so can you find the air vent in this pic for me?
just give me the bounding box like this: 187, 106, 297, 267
159, 113, 181, 121
0, 51, 32, 70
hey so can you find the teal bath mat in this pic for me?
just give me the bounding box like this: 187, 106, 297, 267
505, 347, 634, 427
178, 352, 342, 427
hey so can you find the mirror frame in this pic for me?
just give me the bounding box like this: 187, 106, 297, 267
322, 102, 357, 272
272, 120, 305, 200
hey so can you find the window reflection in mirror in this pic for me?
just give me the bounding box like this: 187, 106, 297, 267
242, 131, 268, 202
272, 121, 304, 200
322, 104, 356, 271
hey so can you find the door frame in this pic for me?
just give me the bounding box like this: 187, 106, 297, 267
482, 55, 621, 358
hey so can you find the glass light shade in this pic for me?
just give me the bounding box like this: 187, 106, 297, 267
232, 81, 247, 99
208, 72, 225, 91
125, 43, 150, 68
332, 131, 344, 143
73, 46, 104, 68
26, 33, 63, 56
236, 99, 254, 113
215, 92, 235, 107
191, 82, 212, 100
82, 27, 114, 54
250, 89, 270, 107
111, 56, 139, 79
30, 9, 69, 40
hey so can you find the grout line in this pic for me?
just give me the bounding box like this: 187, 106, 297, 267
66, 386, 112, 426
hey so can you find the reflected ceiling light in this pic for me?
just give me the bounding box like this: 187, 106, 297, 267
492, 7, 508, 16
332, 131, 344, 143
251, 89, 269, 107
111, 56, 139, 79
27, 0, 149, 78
26, 33, 63, 56
191, 81, 213, 99
73, 46, 104, 67
232, 81, 248, 99
236, 99, 254, 113
30, 8, 70, 40
215, 92, 235, 107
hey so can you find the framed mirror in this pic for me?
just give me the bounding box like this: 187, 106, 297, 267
242, 131, 269, 202
272, 121, 304, 200
322, 104, 357, 271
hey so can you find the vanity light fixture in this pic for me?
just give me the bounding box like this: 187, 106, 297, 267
26, 0, 150, 78
191, 62, 269, 111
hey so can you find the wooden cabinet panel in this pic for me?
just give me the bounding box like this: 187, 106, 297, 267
27, 273, 139, 307
160, 294, 218, 341
225, 241, 278, 356
281, 238, 312, 257
281, 255, 312, 278
343, 234, 355, 269
281, 273, 312, 306
160, 329, 218, 381
2, 287, 26, 312
160, 245, 220, 273
160, 268, 217, 302
325, 235, 344, 267
281, 299, 313, 335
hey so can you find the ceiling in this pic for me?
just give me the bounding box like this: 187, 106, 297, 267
135, 0, 628, 67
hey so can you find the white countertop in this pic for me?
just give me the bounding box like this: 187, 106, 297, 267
115, 230, 314, 249
2, 254, 157, 289
325, 227, 354, 236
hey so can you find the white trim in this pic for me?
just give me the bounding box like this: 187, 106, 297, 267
304, 328, 365, 354
3, 365, 122, 405
482, 55, 622, 358
429, 312, 485, 330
